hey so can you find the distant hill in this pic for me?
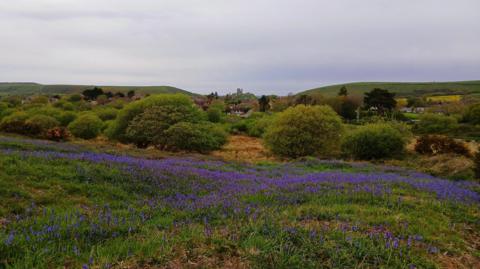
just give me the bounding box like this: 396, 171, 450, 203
0, 82, 195, 96
299, 81, 480, 97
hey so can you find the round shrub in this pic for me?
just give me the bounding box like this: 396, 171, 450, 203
108, 94, 203, 143
68, 114, 103, 139
125, 104, 204, 148
206, 101, 225, 123
95, 108, 118, 121
58, 111, 77, 126
463, 103, 480, 125
264, 105, 343, 158
342, 123, 405, 160
25, 115, 60, 136
164, 122, 227, 153
414, 135, 471, 157
416, 113, 457, 134
0, 112, 30, 134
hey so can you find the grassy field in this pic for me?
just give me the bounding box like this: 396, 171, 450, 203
0, 83, 193, 96
426, 95, 462, 103
0, 136, 479, 268
300, 81, 480, 98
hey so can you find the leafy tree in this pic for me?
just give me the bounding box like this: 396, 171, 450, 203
264, 105, 343, 158
340, 98, 358, 120
82, 87, 104, 100
294, 94, 315, 106
258, 95, 270, 112
342, 123, 405, 160
364, 88, 397, 113
68, 114, 103, 139
164, 122, 227, 153
127, 90, 135, 98
338, 86, 348, 96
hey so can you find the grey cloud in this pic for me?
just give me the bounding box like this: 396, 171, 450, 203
0, 0, 479, 94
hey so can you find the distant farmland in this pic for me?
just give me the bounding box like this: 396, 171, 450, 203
299, 81, 480, 97
0, 82, 194, 96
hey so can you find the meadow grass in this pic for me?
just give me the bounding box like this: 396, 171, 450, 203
0, 137, 479, 268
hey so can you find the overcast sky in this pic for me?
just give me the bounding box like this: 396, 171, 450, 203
0, 0, 479, 95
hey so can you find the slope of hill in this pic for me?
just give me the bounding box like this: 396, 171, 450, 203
300, 80, 480, 97
0, 82, 194, 96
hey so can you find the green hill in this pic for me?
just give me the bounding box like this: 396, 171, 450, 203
300, 80, 480, 97
0, 82, 194, 96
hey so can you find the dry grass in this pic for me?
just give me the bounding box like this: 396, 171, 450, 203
211, 135, 276, 163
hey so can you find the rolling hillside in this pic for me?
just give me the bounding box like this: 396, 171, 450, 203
300, 80, 480, 97
0, 82, 194, 96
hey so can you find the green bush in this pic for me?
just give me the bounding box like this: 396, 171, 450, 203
342, 123, 405, 160
164, 122, 227, 153
125, 104, 204, 147
463, 103, 480, 125
207, 101, 225, 123
67, 114, 103, 139
247, 115, 274, 137
108, 94, 203, 143
95, 108, 118, 121
58, 111, 77, 126
25, 115, 60, 136
264, 105, 343, 158
416, 113, 457, 134
0, 112, 30, 134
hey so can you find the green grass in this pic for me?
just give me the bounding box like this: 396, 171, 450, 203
0, 137, 479, 268
300, 81, 480, 98
0, 83, 194, 96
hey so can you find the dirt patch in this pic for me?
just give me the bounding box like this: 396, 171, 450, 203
211, 135, 276, 163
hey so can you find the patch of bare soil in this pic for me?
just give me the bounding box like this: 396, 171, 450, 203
211, 135, 276, 163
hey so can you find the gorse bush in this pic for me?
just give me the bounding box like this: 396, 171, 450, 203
68, 114, 103, 139
416, 113, 457, 134
164, 122, 227, 152
108, 94, 203, 143
264, 105, 343, 158
414, 135, 471, 157
342, 123, 405, 160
